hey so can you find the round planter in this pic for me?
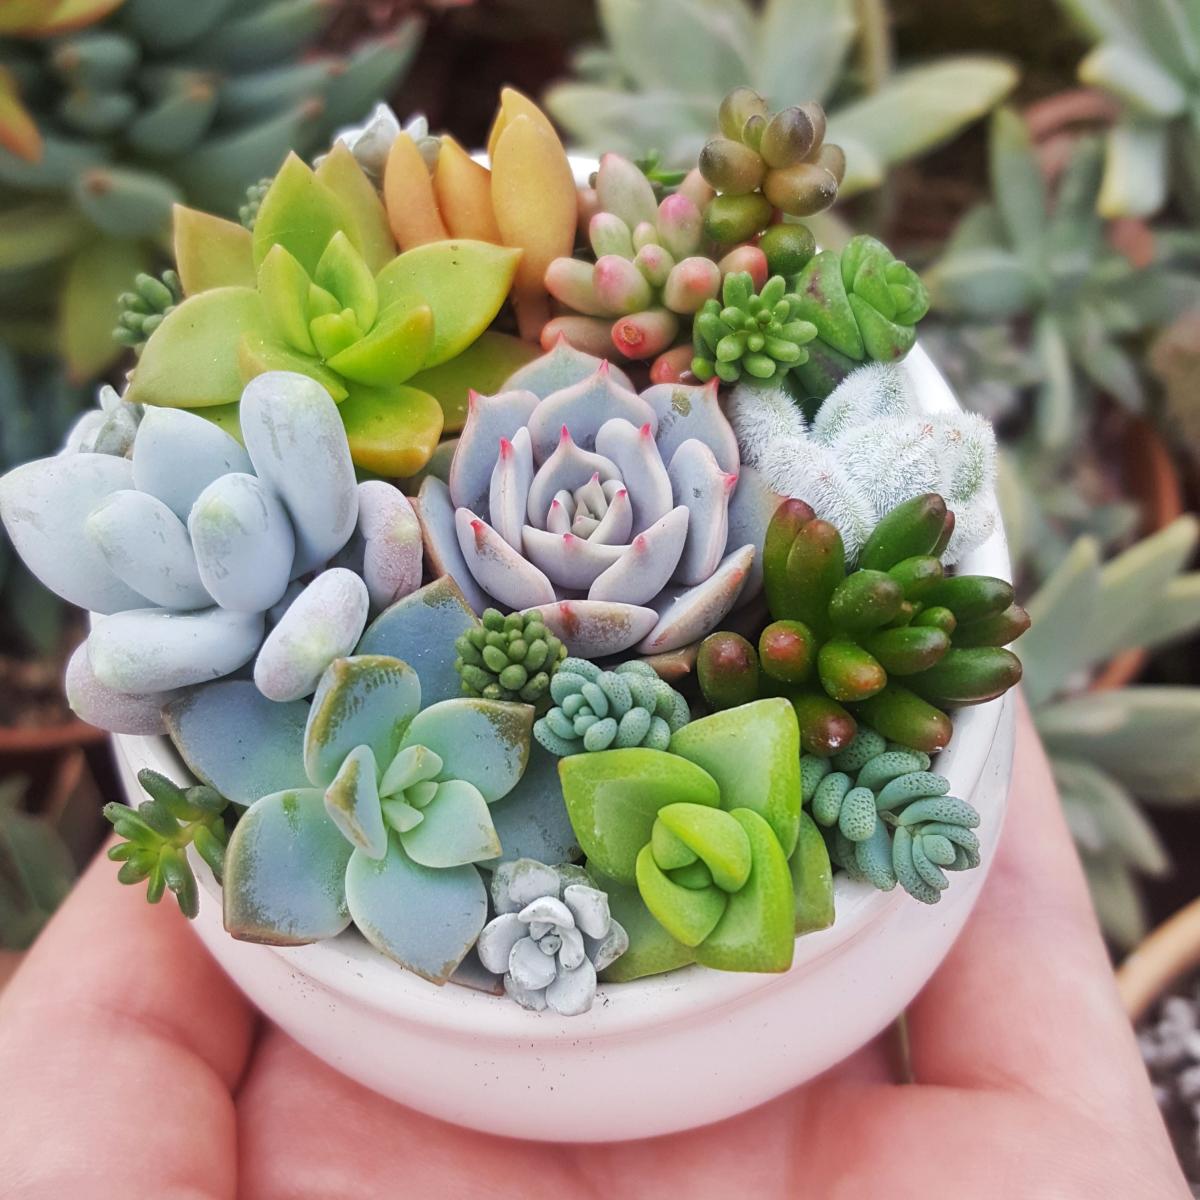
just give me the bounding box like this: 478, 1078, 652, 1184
106, 343, 1016, 1141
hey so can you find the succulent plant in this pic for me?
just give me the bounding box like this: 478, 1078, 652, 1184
476, 858, 628, 1014
1016, 516, 1200, 947
805, 727, 982, 904
104, 768, 229, 919
418, 340, 777, 659
544, 0, 1016, 204
925, 108, 1200, 449
0, 371, 423, 732
543, 151, 768, 365
124, 147, 523, 476
0, 2, 422, 378
691, 272, 817, 385
112, 269, 181, 356
785, 235, 930, 401
533, 657, 690, 756
699, 495, 1026, 756
455, 607, 567, 705
730, 362, 998, 564
561, 698, 833, 974
237, 177, 273, 230
700, 88, 845, 226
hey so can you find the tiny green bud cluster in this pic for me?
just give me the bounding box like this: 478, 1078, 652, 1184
104, 768, 229, 919
692, 272, 817, 384
239, 176, 273, 230
455, 608, 567, 705
112, 269, 182, 355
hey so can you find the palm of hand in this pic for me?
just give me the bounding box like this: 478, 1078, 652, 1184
0, 704, 1188, 1199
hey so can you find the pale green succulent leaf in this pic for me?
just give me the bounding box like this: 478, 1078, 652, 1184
399, 779, 501, 868
830, 133, 886, 196
1032, 313, 1077, 449
314, 231, 379, 333
62, 237, 149, 380
252, 152, 358, 275
925, 247, 1041, 320
755, 0, 856, 106
939, 202, 1007, 262
1098, 118, 1168, 218
1069, 313, 1144, 410
1135, 574, 1200, 651
987, 107, 1048, 261
258, 243, 316, 355
1080, 852, 1146, 949
1079, 42, 1188, 118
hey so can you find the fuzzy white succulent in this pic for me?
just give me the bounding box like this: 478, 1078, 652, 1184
476, 859, 628, 1016
729, 363, 997, 564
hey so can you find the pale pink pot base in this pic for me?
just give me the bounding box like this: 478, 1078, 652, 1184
109, 337, 1017, 1143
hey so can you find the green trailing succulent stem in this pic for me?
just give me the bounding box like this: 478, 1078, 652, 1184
803, 727, 982, 904
238, 177, 273, 231
789, 234, 930, 400
691, 272, 817, 385
455, 609, 567, 707
698, 495, 1026, 755
112, 269, 181, 355
104, 768, 230, 919
533, 658, 690, 756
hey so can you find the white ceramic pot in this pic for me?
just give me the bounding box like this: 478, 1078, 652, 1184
109, 342, 1015, 1143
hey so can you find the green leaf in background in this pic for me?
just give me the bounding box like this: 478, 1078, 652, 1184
987, 107, 1048, 263
60, 238, 150, 381
755, 0, 856, 107
0, 779, 76, 952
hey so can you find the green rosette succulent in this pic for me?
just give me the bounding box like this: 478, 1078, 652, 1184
789, 234, 930, 400
560, 699, 835, 977
533, 657, 690, 756
123, 150, 522, 476
456, 608, 567, 706
691, 272, 817, 385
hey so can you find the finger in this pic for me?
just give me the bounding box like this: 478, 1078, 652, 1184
905, 694, 1157, 1110
0, 844, 256, 1199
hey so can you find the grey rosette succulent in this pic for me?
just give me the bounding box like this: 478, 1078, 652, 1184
477, 858, 628, 1015
418, 340, 778, 658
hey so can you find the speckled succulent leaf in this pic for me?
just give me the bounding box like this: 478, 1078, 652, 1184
305, 656, 421, 789
399, 779, 501, 868
258, 242, 319, 355
124, 286, 267, 409
337, 481, 423, 613
164, 680, 310, 806
374, 240, 522, 370
252, 153, 358, 275
559, 747, 721, 884
487, 744, 581, 866
356, 575, 479, 707
344, 835, 488, 983
397, 698, 531, 804
223, 788, 354, 945
173, 205, 254, 294
336, 380, 444, 478
669, 698, 802, 856
237, 330, 350, 402
532, 600, 660, 659
641, 380, 739, 473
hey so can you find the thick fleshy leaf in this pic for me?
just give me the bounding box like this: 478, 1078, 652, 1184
670, 698, 801, 857
314, 141, 396, 274
448, 387, 540, 513
414, 478, 492, 615
173, 204, 255, 295
398, 698, 532, 803
338, 379, 444, 476
588, 867, 695, 983
164, 679, 310, 805
64, 643, 175, 736
62, 237, 149, 379
792, 811, 835, 934
334, 481, 423, 612
237, 331, 348, 402
506, 336, 633, 399
400, 779, 501, 867
327, 305, 432, 387
636, 844, 727, 947
305, 655, 421, 788
526, 366, 656, 461
325, 743, 387, 859
532, 599, 659, 658
641, 379, 739, 473
486, 743, 581, 866
374, 240, 522, 369
344, 835, 488, 983
356, 575, 480, 705
559, 747, 721, 884
456, 509, 557, 609
315, 231, 379, 333
638, 544, 754, 654
224, 788, 353, 945
252, 152, 358, 274
258, 243, 317, 355
126, 288, 268, 409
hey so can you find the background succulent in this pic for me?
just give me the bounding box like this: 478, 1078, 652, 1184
1015, 516, 1200, 947
533, 657, 690, 755
730, 362, 998, 564
0, 0, 421, 379
455, 608, 566, 705
477, 858, 628, 1015
418, 340, 775, 659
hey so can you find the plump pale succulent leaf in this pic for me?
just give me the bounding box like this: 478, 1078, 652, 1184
344, 836, 488, 983
338, 380, 444, 477
792, 811, 835, 934
756, 0, 856, 105
590, 867, 696, 982
164, 680, 311, 805
987, 107, 1048, 260
487, 744, 581, 866
1098, 119, 1169, 219
325, 744, 387, 858
223, 788, 353, 944
400, 779, 501, 868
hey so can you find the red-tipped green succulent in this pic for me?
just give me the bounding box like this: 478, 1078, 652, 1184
125, 149, 522, 475
698, 495, 1026, 755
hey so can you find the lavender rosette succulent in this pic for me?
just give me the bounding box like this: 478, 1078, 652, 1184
417, 341, 776, 658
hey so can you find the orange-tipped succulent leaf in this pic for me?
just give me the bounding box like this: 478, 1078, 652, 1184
434, 135, 501, 243
383, 132, 448, 250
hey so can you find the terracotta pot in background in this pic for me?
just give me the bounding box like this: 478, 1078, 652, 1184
1119, 896, 1200, 1023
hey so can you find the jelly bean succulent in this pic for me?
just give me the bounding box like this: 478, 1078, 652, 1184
455, 608, 567, 705
123, 148, 522, 476
477, 858, 628, 1015
0, 0, 420, 378
222, 653, 535, 983
0, 371, 423, 734
731, 362, 998, 563
699, 494, 1026, 756
788, 235, 930, 401
560, 699, 834, 975
533, 657, 690, 756
805, 727, 982, 904
418, 341, 773, 659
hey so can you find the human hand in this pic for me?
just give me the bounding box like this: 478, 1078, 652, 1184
0, 698, 1188, 1199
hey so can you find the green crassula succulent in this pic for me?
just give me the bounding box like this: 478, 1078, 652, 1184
691, 271, 818, 385
112, 268, 181, 355
788, 234, 930, 401
237, 177, 273, 231
533, 657, 690, 756
455, 608, 567, 706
